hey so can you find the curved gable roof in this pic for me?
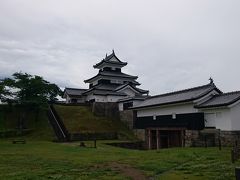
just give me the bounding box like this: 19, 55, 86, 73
93, 51, 127, 68
196, 91, 240, 108
115, 83, 149, 94
132, 83, 221, 109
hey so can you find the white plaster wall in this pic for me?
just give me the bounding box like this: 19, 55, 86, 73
66, 95, 71, 103
106, 95, 122, 102
94, 95, 107, 102
86, 93, 124, 103
230, 102, 240, 130
137, 103, 196, 117
85, 93, 94, 101
201, 108, 231, 130
119, 102, 124, 111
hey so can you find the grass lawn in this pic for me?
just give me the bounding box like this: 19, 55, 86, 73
0, 140, 239, 180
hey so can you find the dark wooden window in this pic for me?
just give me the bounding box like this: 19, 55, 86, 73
71, 99, 77, 103
103, 67, 111, 71
123, 102, 133, 110
98, 79, 111, 84
116, 68, 121, 72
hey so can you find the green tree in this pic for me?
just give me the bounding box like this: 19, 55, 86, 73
2, 72, 62, 106
1, 72, 62, 131
0, 79, 11, 103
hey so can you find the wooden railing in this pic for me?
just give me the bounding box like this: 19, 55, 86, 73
47, 105, 70, 142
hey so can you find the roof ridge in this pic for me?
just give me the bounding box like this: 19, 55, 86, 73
217, 91, 240, 96
105, 52, 115, 61
65, 87, 88, 90
148, 83, 214, 99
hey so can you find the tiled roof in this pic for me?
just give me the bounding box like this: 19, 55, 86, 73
196, 91, 240, 108
91, 89, 127, 96
118, 95, 148, 102
132, 83, 221, 109
93, 51, 127, 68
64, 88, 87, 97
84, 71, 139, 83
100, 71, 138, 79
115, 83, 149, 94
93, 84, 120, 91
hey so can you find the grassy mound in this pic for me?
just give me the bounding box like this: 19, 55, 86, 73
54, 104, 135, 139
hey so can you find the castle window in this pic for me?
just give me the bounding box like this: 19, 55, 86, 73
172, 113, 176, 119
153, 115, 156, 120
123, 102, 133, 110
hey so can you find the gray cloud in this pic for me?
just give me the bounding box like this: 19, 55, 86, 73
0, 0, 240, 95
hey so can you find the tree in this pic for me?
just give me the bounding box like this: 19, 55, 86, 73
1, 72, 62, 106
1, 72, 62, 131
0, 79, 11, 103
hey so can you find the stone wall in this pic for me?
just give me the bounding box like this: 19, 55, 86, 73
220, 131, 240, 146
91, 102, 119, 119
133, 129, 146, 141
119, 110, 134, 129
185, 129, 240, 147
184, 130, 200, 147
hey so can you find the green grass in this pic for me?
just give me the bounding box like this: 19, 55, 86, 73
0, 140, 239, 179
54, 105, 135, 139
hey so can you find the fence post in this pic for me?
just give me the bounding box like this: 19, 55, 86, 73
204, 136, 207, 148
235, 167, 240, 180
94, 139, 97, 148
232, 149, 235, 163
218, 138, 222, 151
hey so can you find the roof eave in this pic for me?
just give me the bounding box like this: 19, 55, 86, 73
195, 104, 229, 109
196, 96, 240, 109
93, 93, 126, 96
93, 61, 128, 69
131, 98, 194, 110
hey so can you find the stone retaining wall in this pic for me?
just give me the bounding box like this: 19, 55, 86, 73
185, 129, 240, 147
119, 110, 134, 129
92, 102, 119, 119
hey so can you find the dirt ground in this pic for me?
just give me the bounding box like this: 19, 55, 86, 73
95, 162, 148, 180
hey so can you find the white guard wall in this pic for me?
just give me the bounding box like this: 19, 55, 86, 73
106, 95, 123, 102
86, 93, 124, 102
92, 95, 107, 102
230, 102, 240, 130
137, 103, 197, 117
200, 108, 231, 131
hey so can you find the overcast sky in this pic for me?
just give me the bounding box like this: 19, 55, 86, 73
0, 0, 240, 95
